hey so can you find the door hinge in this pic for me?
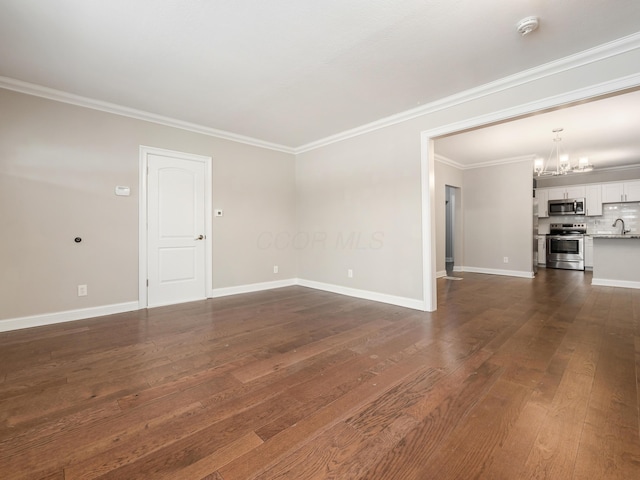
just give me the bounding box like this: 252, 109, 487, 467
146, 279, 149, 287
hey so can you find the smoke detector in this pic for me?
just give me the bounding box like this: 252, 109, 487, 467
516, 16, 539, 36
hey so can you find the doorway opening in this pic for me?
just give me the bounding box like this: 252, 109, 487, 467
445, 185, 461, 277
421, 77, 640, 312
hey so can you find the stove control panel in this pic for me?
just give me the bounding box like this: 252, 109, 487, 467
549, 223, 586, 234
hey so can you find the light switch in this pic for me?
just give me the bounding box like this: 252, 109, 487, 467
115, 186, 130, 196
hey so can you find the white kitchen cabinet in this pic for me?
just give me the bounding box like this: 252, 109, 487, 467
601, 180, 640, 203
602, 183, 624, 203
584, 236, 593, 269
624, 181, 640, 201
535, 189, 548, 217
547, 185, 585, 200
546, 187, 566, 201
537, 236, 546, 265
585, 184, 602, 216
565, 185, 586, 199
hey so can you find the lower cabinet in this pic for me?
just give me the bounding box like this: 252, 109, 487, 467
538, 236, 546, 265
585, 236, 593, 269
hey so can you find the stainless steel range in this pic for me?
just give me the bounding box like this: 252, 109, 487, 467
546, 223, 586, 271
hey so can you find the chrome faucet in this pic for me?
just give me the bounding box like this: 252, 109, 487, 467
612, 218, 630, 235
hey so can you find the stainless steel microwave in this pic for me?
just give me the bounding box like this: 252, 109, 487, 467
548, 198, 585, 215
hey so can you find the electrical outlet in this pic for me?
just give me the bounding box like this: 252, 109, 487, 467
503, 257, 509, 263
273, 265, 279, 274
348, 269, 353, 278
78, 284, 87, 296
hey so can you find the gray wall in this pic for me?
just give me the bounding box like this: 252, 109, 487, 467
295, 46, 640, 301
435, 161, 463, 274
2, 42, 640, 321
434, 159, 533, 276
0, 89, 296, 321
536, 166, 640, 187
295, 126, 423, 299
462, 161, 533, 273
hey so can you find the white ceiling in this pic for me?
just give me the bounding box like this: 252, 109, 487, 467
435, 88, 640, 171
1, 0, 640, 150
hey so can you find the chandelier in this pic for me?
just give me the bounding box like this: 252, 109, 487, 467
533, 128, 594, 176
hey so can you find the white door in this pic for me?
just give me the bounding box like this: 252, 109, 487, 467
144, 149, 210, 307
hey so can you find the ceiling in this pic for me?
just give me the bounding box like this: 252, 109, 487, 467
1, 0, 640, 150
435, 88, 640, 172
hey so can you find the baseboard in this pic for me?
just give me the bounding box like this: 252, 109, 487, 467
0, 301, 139, 333
591, 278, 640, 289
460, 266, 535, 279
436, 270, 447, 278
0, 277, 424, 333
209, 279, 298, 298
8, 271, 630, 334
297, 279, 425, 311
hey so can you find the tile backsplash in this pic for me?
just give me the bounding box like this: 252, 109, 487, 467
596, 202, 640, 234
539, 202, 640, 235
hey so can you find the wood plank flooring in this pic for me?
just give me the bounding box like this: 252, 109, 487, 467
1, 268, 639, 479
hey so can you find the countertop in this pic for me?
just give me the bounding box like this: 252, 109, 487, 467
589, 234, 640, 239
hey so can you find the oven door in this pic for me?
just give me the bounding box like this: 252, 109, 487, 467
546, 235, 584, 270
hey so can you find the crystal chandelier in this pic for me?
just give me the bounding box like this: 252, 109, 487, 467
534, 128, 594, 176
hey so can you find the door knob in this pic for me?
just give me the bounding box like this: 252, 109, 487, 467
195, 234, 205, 240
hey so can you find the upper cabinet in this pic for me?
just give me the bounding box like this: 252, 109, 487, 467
566, 185, 588, 200
628, 181, 640, 201
538, 179, 640, 218
601, 180, 640, 203
602, 183, 622, 203
536, 189, 549, 217
547, 185, 586, 200
585, 184, 602, 216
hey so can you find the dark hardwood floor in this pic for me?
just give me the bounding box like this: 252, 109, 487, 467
1, 268, 639, 479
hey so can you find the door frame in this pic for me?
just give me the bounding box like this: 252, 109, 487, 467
138, 145, 213, 309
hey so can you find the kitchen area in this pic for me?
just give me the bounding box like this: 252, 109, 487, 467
535, 179, 640, 288
435, 88, 640, 285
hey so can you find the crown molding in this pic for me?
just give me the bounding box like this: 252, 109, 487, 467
0, 76, 295, 155
434, 154, 464, 169
438, 154, 640, 174
3, 32, 640, 157
468, 154, 536, 170
296, 32, 640, 154
574, 163, 640, 174
435, 153, 536, 170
